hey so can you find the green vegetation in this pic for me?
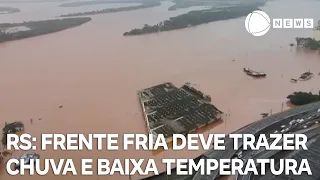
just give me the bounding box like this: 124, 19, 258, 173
296, 37, 320, 50
59, 0, 142, 7
0, 7, 20, 14
59, 0, 160, 17
3, 121, 24, 134
0, 0, 65, 3
287, 91, 320, 106
0, 148, 10, 164
0, 17, 91, 43
123, 3, 265, 36
0, 122, 23, 164
168, 0, 216, 11
168, 0, 264, 11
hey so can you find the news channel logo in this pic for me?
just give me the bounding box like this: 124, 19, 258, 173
245, 10, 314, 36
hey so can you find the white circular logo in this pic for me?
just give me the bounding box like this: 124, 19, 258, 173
245, 10, 271, 36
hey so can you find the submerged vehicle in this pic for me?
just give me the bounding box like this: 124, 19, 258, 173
13, 152, 40, 170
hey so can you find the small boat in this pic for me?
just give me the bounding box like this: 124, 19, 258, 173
243, 68, 266, 77
290, 78, 298, 83
298, 72, 314, 81
243, 68, 250, 73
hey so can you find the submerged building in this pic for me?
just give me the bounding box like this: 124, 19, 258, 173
138, 82, 223, 143
313, 20, 320, 41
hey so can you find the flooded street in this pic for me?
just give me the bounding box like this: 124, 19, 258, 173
0, 0, 320, 179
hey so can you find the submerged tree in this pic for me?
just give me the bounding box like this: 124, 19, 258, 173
0, 132, 10, 164
287, 91, 320, 105
0, 121, 23, 164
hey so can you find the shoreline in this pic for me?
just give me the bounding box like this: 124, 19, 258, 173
0, 7, 20, 14
123, 3, 265, 36
59, 0, 145, 7
59, 2, 161, 17
0, 17, 91, 43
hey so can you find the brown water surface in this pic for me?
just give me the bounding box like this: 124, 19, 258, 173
0, 0, 320, 179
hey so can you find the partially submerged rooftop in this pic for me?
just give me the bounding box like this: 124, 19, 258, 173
138, 82, 223, 142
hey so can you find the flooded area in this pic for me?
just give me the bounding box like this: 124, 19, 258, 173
0, 2, 142, 23
0, 26, 31, 33
0, 0, 320, 179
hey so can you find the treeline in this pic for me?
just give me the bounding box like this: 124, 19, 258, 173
59, 0, 143, 7
0, 121, 24, 164
123, 3, 265, 36
167, 0, 265, 11
168, 0, 211, 11
0, 17, 91, 43
296, 37, 320, 50
287, 91, 320, 106
59, 1, 160, 17
0, 7, 20, 14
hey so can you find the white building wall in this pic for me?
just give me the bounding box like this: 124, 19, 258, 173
313, 29, 320, 41
313, 20, 320, 41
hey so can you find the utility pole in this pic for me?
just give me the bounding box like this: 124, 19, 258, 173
224, 113, 227, 133
224, 109, 230, 133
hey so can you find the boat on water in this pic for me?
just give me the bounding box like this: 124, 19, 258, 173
298, 72, 314, 81
243, 68, 266, 77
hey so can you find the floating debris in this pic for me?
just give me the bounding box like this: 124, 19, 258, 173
261, 113, 269, 118
289, 43, 294, 46
59, 106, 63, 108
38, 118, 42, 121
290, 78, 298, 83
243, 68, 266, 77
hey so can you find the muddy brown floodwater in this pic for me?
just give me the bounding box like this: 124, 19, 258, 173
0, 0, 320, 179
